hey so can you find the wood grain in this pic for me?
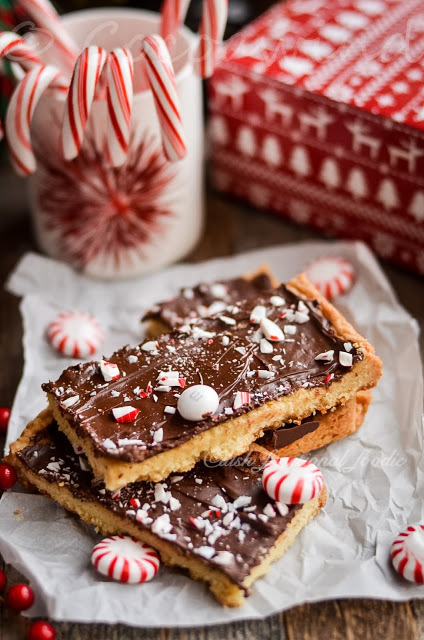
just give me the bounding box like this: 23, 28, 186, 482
1, 171, 424, 639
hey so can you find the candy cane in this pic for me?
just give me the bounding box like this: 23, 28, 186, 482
15, 0, 79, 74
106, 47, 134, 167
194, 0, 228, 78
0, 32, 68, 91
160, 0, 228, 77
62, 45, 107, 161
142, 34, 186, 162
160, 0, 191, 48
5, 64, 60, 175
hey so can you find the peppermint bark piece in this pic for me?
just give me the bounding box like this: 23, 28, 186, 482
41, 274, 382, 490
6, 410, 326, 607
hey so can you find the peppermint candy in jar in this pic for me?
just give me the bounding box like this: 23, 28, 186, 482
262, 456, 324, 504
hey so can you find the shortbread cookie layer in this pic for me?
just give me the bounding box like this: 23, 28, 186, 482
6, 410, 326, 607
258, 391, 372, 457
42, 273, 382, 489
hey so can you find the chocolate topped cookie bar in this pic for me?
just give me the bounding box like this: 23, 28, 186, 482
6, 409, 326, 607
142, 268, 276, 337
41, 274, 382, 490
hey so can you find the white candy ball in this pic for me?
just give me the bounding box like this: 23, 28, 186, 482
177, 384, 219, 421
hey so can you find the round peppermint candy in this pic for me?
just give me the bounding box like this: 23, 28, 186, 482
47, 311, 104, 358
305, 256, 354, 300
391, 525, 424, 584
177, 384, 220, 421
91, 536, 160, 583
262, 457, 324, 504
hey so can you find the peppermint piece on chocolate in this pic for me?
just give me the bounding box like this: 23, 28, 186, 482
210, 283, 227, 298
112, 406, 140, 423
62, 395, 79, 408
339, 351, 353, 367
128, 355, 138, 364
250, 305, 266, 323
194, 546, 215, 560
152, 513, 173, 536
270, 295, 285, 306
256, 370, 274, 379
219, 315, 236, 326
260, 338, 273, 354
344, 342, 353, 352
233, 391, 251, 410
141, 340, 159, 353
103, 438, 117, 450
284, 325, 297, 335
222, 335, 230, 346
100, 360, 120, 382
315, 350, 334, 362
164, 406, 176, 415
294, 310, 309, 323
260, 317, 285, 341
177, 385, 220, 422
153, 428, 164, 443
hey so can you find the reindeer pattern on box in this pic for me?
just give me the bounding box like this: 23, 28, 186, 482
209, 0, 424, 274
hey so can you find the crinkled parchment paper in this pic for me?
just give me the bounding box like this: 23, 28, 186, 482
0, 240, 423, 627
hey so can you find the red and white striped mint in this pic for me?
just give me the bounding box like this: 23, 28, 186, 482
100, 360, 120, 381
47, 311, 104, 358
262, 457, 324, 505
91, 535, 160, 583
305, 256, 355, 300
391, 525, 424, 584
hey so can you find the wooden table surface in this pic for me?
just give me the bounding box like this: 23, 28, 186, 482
1, 168, 424, 639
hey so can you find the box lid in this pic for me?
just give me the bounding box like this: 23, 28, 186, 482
220, 0, 424, 132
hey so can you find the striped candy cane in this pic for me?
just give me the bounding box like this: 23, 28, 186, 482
194, 0, 228, 78
0, 31, 68, 90
62, 45, 107, 161
5, 64, 61, 175
15, 0, 79, 74
160, 0, 191, 48
106, 47, 134, 167
142, 34, 186, 162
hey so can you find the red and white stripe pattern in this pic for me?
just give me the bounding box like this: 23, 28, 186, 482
91, 536, 160, 583
0, 32, 68, 91
304, 256, 355, 300
160, 0, 191, 49
263, 457, 324, 505
5, 64, 62, 175
15, 0, 79, 75
391, 525, 424, 584
62, 46, 107, 161
195, 0, 228, 79
233, 390, 251, 410
142, 34, 186, 162
106, 47, 134, 167
47, 311, 104, 358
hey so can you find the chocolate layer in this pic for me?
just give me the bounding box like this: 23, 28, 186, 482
258, 419, 320, 450
16, 422, 302, 590
142, 274, 274, 330
42, 284, 362, 463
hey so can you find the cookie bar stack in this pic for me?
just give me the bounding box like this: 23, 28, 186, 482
6, 271, 382, 606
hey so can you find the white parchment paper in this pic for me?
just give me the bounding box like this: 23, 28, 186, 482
0, 240, 423, 627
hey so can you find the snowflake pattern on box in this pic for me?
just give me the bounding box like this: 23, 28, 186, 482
209, 0, 424, 275
35, 132, 177, 272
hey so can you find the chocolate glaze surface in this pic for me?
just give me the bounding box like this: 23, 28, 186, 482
42, 284, 362, 463
142, 274, 274, 330
17, 422, 303, 590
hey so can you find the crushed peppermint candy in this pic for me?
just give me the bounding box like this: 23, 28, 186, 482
233, 391, 251, 410
194, 546, 216, 560
103, 438, 117, 450
164, 406, 176, 415
128, 354, 138, 364
270, 295, 285, 306
219, 315, 236, 326
260, 338, 273, 354
151, 513, 173, 536
112, 406, 140, 423
250, 305, 266, 324
339, 351, 353, 367
100, 360, 120, 381
62, 395, 79, 408
141, 340, 159, 353
284, 325, 297, 335
315, 350, 334, 362
153, 428, 164, 443
222, 335, 230, 346
260, 317, 285, 342
210, 283, 227, 298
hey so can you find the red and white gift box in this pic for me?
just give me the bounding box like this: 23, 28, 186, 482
208, 0, 424, 275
